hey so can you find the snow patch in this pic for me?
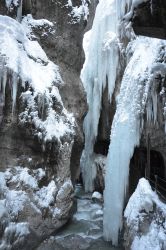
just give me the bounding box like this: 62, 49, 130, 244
66, 0, 89, 23
125, 178, 166, 250
35, 180, 57, 208
11, 167, 38, 189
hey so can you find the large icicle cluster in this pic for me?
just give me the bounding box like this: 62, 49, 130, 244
81, 0, 150, 194
80, 0, 127, 192
80, 0, 146, 192
146, 49, 166, 127
0, 15, 75, 144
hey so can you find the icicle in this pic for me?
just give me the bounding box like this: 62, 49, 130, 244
16, 0, 23, 23
103, 37, 161, 246
11, 72, 18, 113
146, 97, 153, 123
2, 67, 7, 102
152, 88, 158, 124
0, 56, 7, 122
146, 82, 158, 125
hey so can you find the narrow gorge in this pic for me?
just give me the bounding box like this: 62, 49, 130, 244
0, 0, 166, 250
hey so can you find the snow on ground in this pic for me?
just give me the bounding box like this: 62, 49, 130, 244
124, 178, 166, 250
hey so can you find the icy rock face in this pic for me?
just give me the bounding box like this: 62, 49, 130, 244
0, 0, 90, 247
0, 14, 75, 168
124, 178, 166, 250
140, 45, 166, 165
31, 0, 88, 182
0, 13, 75, 249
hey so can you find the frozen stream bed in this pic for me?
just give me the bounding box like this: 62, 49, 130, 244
37, 185, 124, 250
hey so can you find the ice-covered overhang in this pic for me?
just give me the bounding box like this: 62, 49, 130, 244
131, 0, 166, 40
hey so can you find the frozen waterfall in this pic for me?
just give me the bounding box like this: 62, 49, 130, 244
103, 37, 161, 245
80, 0, 133, 192
81, 0, 164, 246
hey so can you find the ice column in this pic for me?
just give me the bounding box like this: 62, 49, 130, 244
103, 37, 161, 245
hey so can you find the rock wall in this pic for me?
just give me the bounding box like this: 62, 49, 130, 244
128, 1, 166, 195
31, 0, 88, 182
132, 0, 166, 39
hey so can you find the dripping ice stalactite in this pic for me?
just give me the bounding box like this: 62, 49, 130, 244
103, 37, 162, 245
146, 80, 158, 125
0, 56, 19, 114
0, 0, 24, 114
80, 0, 131, 192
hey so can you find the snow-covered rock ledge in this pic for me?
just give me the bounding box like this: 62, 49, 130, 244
124, 178, 166, 250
